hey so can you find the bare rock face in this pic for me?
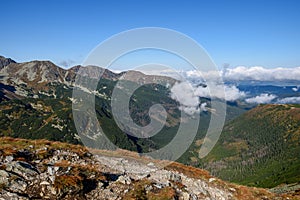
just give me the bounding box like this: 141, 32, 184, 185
0, 138, 294, 199
6, 161, 39, 179
0, 56, 16, 69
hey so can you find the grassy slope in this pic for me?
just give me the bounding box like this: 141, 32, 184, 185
201, 104, 300, 188
0, 78, 248, 154
0, 80, 182, 153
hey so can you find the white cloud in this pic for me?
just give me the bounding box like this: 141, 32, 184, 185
184, 66, 300, 82
225, 66, 300, 82
170, 81, 246, 114
194, 83, 245, 102
169, 66, 300, 111
292, 86, 299, 92
179, 106, 200, 115
245, 93, 277, 104
277, 97, 300, 104
200, 102, 208, 112
185, 70, 222, 82
224, 85, 246, 101
170, 82, 199, 107
170, 82, 200, 115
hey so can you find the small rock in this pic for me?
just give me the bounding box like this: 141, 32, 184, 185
0, 170, 9, 185
209, 178, 216, 183
169, 172, 181, 182
40, 181, 50, 185
5, 156, 13, 162
49, 175, 55, 184
6, 161, 38, 180
116, 175, 131, 185
145, 185, 153, 191
54, 166, 60, 172
47, 166, 54, 175
8, 176, 27, 193
50, 186, 57, 195
190, 193, 197, 200
98, 181, 104, 188
147, 162, 155, 167
154, 183, 163, 189
181, 192, 190, 200
0, 191, 29, 200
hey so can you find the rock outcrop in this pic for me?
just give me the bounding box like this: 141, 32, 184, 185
0, 56, 16, 69
0, 137, 297, 199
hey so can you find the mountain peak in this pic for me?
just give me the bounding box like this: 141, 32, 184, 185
0, 55, 16, 68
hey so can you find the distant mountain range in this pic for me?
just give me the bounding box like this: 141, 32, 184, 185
0, 55, 299, 192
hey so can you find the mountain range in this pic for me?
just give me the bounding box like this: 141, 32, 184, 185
0, 55, 299, 197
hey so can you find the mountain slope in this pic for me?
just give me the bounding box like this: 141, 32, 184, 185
0, 60, 119, 93
0, 56, 16, 69
0, 56, 248, 153
0, 56, 183, 153
201, 104, 300, 188
0, 56, 175, 94
0, 137, 297, 199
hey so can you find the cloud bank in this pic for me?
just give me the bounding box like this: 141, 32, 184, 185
170, 82, 199, 107
170, 82, 200, 115
277, 97, 300, 104
170, 81, 245, 114
245, 93, 277, 104
168, 66, 300, 114
193, 83, 245, 102
184, 66, 300, 82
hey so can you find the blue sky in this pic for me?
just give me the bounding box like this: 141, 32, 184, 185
1, 0, 300, 69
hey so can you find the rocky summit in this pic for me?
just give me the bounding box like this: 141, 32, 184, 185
0, 137, 297, 200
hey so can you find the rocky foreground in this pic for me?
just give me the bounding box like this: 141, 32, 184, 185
0, 137, 297, 200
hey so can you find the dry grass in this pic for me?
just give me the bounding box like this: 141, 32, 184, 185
225, 140, 249, 152
0, 137, 88, 159
54, 174, 83, 191
54, 161, 106, 182
123, 179, 176, 200
164, 162, 211, 180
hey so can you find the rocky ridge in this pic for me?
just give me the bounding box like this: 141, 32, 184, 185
0, 56, 16, 69
0, 56, 176, 99
0, 137, 296, 200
